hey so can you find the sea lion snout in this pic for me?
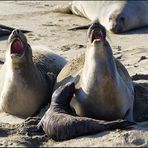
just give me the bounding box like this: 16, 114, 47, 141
7, 29, 31, 64
110, 24, 122, 34
12, 29, 21, 36
87, 22, 106, 46
8, 29, 27, 45
87, 21, 106, 43
7, 31, 27, 64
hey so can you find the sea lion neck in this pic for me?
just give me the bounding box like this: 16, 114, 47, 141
81, 39, 118, 97
87, 39, 117, 79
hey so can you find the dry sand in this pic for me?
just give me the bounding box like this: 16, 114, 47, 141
0, 1, 148, 147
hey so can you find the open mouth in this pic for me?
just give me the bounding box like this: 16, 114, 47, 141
90, 29, 105, 43
10, 38, 24, 55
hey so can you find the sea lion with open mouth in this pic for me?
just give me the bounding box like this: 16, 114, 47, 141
0, 29, 66, 118
55, 20, 134, 121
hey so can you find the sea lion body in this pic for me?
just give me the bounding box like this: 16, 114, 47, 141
55, 21, 134, 121
54, 1, 148, 33
0, 30, 66, 118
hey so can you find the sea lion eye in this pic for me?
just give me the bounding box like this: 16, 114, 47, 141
109, 17, 112, 21
120, 17, 125, 22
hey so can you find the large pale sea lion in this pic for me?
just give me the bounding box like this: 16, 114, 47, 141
55, 21, 134, 121
53, 1, 148, 33
0, 29, 66, 118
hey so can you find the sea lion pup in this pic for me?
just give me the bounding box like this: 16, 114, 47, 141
53, 1, 148, 33
37, 82, 134, 141
55, 21, 134, 121
0, 29, 66, 118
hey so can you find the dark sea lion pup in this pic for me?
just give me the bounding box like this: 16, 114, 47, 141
37, 82, 134, 141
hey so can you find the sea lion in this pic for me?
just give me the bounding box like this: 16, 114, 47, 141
0, 29, 66, 118
23, 82, 133, 141
55, 21, 134, 121
53, 1, 148, 33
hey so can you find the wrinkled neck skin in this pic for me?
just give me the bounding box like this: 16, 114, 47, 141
4, 47, 38, 84
81, 40, 119, 98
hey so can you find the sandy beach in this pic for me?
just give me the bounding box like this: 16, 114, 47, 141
0, 1, 148, 147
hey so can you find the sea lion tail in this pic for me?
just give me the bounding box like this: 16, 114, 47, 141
104, 119, 135, 130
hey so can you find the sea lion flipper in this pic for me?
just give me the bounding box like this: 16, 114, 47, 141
0, 60, 4, 64
68, 24, 91, 31
24, 117, 41, 125
105, 119, 135, 130
16, 117, 45, 136
0, 28, 11, 37
0, 24, 30, 37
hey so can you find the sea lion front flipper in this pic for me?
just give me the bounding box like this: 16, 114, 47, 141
24, 117, 41, 125
19, 117, 44, 136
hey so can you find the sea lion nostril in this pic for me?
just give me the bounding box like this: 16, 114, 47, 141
15, 29, 21, 35
12, 29, 21, 36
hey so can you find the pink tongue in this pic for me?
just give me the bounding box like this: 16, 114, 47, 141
11, 39, 24, 54
94, 34, 104, 40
